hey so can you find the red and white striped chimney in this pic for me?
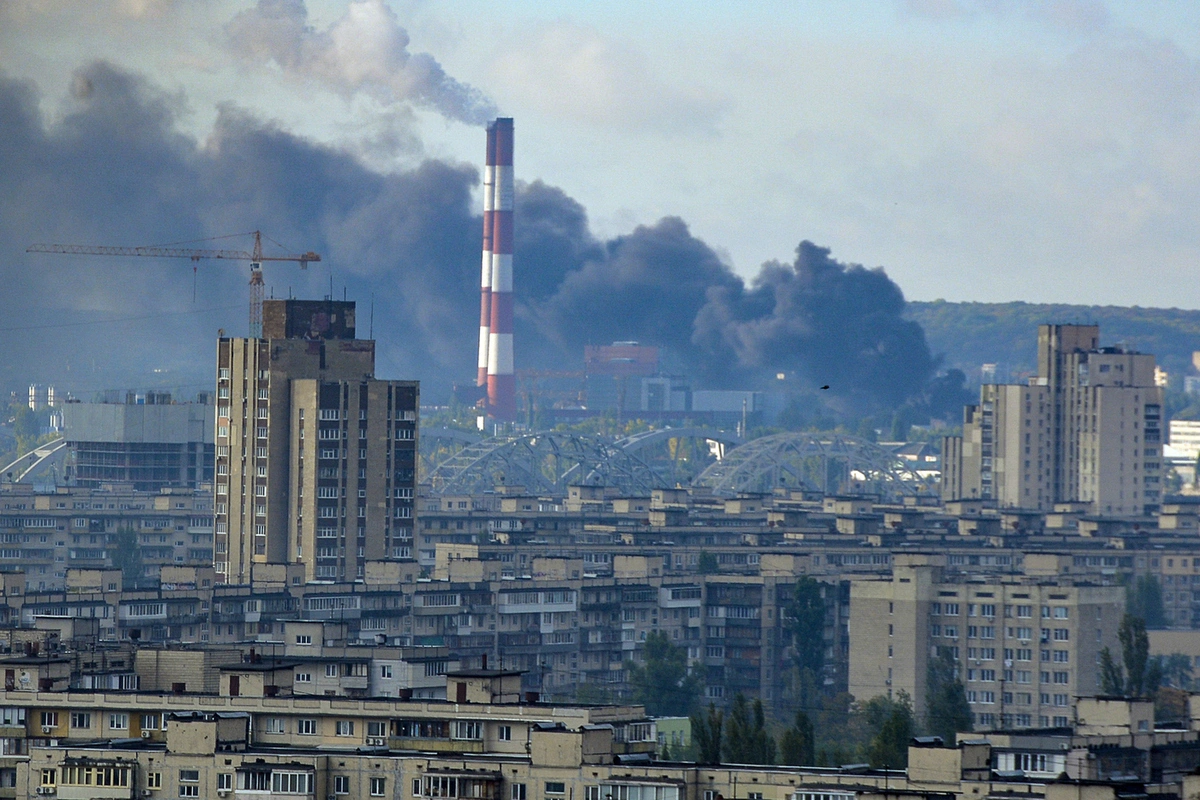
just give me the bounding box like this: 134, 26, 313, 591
486, 118, 516, 421
477, 124, 496, 388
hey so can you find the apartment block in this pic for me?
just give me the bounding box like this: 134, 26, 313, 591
0, 483, 211, 592
61, 398, 214, 492
943, 324, 1163, 514
214, 299, 418, 584
849, 554, 1121, 730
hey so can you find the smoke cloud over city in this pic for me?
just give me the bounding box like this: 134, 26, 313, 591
0, 61, 936, 410
225, 0, 497, 125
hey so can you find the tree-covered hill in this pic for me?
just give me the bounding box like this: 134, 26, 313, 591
906, 301, 1200, 382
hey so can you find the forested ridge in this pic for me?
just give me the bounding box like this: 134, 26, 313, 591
907, 301, 1200, 380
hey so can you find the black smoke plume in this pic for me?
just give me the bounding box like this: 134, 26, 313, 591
0, 62, 936, 413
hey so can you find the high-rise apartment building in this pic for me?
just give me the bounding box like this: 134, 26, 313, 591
214, 300, 417, 585
849, 554, 1122, 730
943, 324, 1162, 515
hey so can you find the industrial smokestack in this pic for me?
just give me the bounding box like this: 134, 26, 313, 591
477, 124, 496, 388
486, 118, 516, 421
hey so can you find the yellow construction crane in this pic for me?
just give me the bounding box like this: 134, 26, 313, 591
27, 231, 321, 337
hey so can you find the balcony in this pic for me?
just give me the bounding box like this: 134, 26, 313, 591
389, 736, 485, 754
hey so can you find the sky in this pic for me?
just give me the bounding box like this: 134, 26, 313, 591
1, 0, 1199, 399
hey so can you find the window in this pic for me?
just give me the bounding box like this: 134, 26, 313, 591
70, 712, 91, 729
141, 714, 160, 731
380, 665, 393, 679
265, 717, 286, 734
295, 634, 312, 645
218, 774, 233, 791
296, 672, 312, 683
371, 777, 386, 796
498, 724, 512, 741
453, 720, 482, 740
326, 664, 339, 678
336, 720, 355, 737
1053, 628, 1070, 641
180, 768, 199, 797
147, 772, 162, 789
512, 785, 528, 800
546, 783, 566, 795
40, 711, 58, 729
368, 721, 387, 737
60, 765, 131, 787
297, 718, 317, 735
40, 769, 56, 788
273, 771, 313, 794
108, 713, 128, 731
334, 776, 350, 795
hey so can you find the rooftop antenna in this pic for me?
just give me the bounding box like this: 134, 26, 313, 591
369, 293, 374, 339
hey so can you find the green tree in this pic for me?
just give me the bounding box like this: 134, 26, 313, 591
1127, 575, 1167, 629
864, 693, 914, 769
786, 577, 827, 676
778, 710, 815, 766
785, 577, 827, 713
924, 648, 972, 744
690, 703, 723, 765
698, 551, 718, 575
1156, 653, 1194, 690
723, 693, 775, 765
1100, 614, 1163, 697
1100, 647, 1125, 695
625, 631, 703, 717
573, 683, 612, 706
111, 523, 141, 589
1119, 614, 1161, 697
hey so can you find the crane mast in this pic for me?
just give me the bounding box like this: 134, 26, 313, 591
27, 231, 321, 337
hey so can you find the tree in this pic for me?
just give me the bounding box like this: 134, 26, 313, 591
111, 523, 141, 589
1119, 614, 1161, 697
925, 648, 972, 744
574, 683, 612, 706
1099, 614, 1163, 698
785, 577, 827, 712
625, 631, 703, 717
723, 693, 775, 765
1156, 653, 1193, 691
690, 703, 723, 764
698, 551, 718, 575
786, 577, 827, 675
1126, 575, 1166, 629
1100, 647, 1125, 695
864, 693, 913, 769
778, 710, 815, 766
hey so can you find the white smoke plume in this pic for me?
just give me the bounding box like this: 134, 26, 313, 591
225, 0, 496, 125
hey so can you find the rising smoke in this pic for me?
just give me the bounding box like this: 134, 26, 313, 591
225, 0, 497, 125
0, 60, 936, 412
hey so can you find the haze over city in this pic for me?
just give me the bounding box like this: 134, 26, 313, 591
2, 0, 1200, 399
7, 4, 1200, 797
